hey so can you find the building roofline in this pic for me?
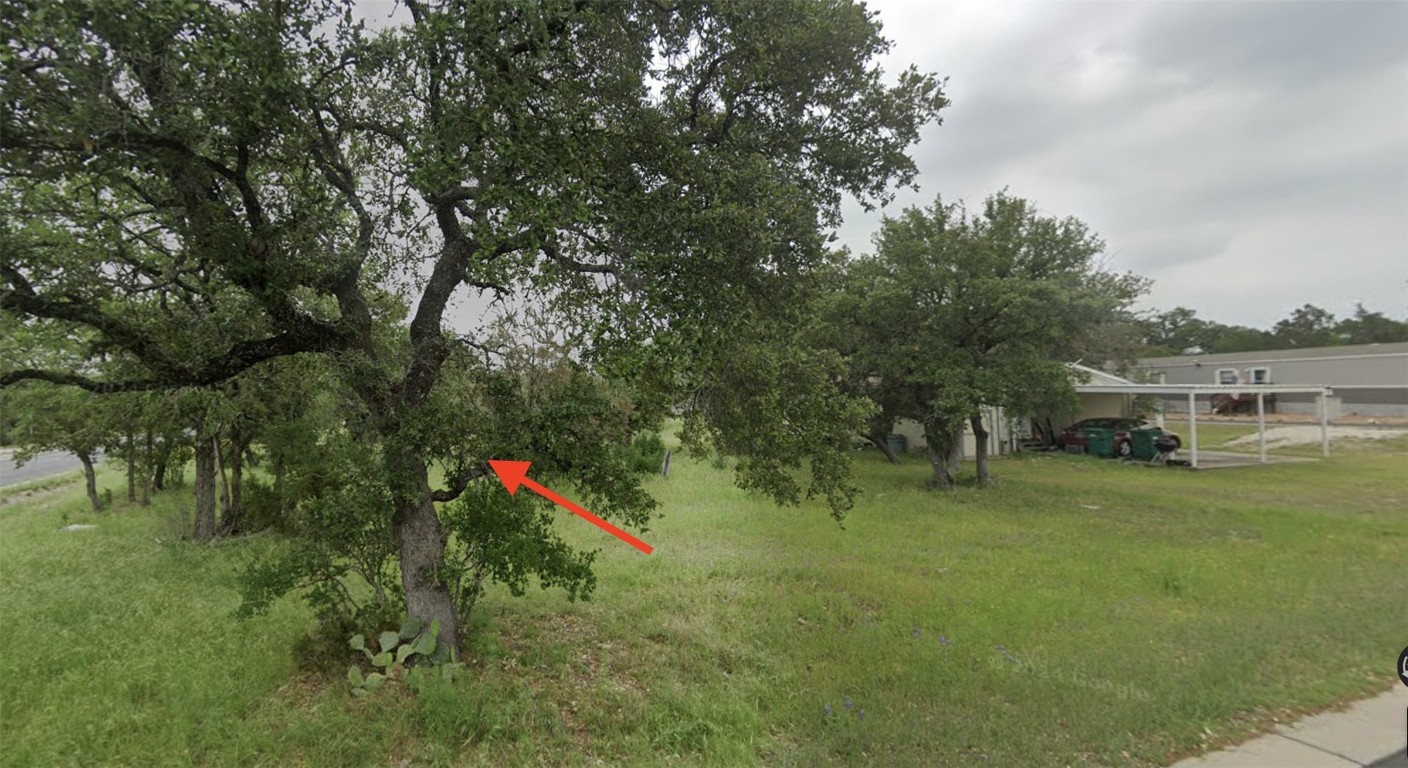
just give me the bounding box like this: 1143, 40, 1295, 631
1075, 383, 1333, 395
1138, 341, 1408, 366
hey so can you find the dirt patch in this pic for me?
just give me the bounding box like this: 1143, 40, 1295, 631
1224, 425, 1408, 449
1196, 413, 1408, 426
491, 610, 652, 750
0, 483, 74, 508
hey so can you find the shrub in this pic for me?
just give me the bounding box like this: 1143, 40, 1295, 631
626, 431, 667, 474
235, 433, 401, 630
240, 478, 286, 534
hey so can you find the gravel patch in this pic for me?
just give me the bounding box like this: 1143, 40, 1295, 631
1225, 425, 1408, 449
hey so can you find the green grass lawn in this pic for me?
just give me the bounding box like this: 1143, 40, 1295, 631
2, 444, 1406, 767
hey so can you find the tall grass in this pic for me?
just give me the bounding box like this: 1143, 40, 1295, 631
2, 445, 1405, 766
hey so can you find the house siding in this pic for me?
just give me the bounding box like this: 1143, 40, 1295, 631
1138, 343, 1408, 416
890, 412, 1008, 457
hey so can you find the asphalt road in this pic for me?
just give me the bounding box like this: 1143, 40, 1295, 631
0, 450, 87, 487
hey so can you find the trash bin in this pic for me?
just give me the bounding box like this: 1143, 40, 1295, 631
885, 433, 907, 456
1129, 428, 1162, 461
1083, 427, 1116, 458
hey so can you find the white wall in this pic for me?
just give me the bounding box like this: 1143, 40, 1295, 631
889, 407, 1014, 457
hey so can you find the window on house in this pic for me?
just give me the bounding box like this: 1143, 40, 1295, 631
1247, 367, 1270, 385
1216, 368, 1239, 385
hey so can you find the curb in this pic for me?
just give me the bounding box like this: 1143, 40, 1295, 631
1169, 687, 1407, 767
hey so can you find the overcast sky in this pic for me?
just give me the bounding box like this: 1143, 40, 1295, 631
836, 0, 1408, 328
357, 0, 1408, 331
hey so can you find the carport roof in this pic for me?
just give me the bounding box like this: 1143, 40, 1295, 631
1069, 362, 1137, 387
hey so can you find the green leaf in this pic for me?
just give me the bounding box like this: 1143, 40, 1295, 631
398, 615, 424, 640
351, 687, 368, 698
349, 634, 366, 652
411, 630, 436, 657
363, 673, 386, 691
347, 666, 364, 686
372, 652, 392, 668
378, 631, 400, 653
396, 644, 417, 664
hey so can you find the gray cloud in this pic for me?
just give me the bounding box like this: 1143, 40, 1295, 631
841, 0, 1408, 328
353, 0, 1406, 332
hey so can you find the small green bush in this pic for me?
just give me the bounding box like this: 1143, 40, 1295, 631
240, 478, 286, 533
627, 431, 667, 474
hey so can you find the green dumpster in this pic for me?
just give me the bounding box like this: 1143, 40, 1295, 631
1083, 427, 1116, 458
1129, 428, 1162, 461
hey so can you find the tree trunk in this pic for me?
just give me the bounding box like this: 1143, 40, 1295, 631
220, 427, 246, 535
193, 436, 217, 541
970, 412, 991, 487
387, 447, 460, 653
153, 439, 169, 491
866, 430, 901, 465
273, 459, 286, 513
79, 452, 102, 511
215, 430, 231, 521
140, 429, 154, 506
923, 419, 956, 490
125, 430, 137, 503
945, 423, 964, 476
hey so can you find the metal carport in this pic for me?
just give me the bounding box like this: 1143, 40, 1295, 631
1072, 383, 1336, 468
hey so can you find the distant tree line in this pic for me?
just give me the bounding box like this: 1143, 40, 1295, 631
1138, 303, 1408, 356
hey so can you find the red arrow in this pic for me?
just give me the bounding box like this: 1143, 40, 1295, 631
487, 460, 653, 555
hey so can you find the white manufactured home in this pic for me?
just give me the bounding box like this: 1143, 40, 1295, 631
1137, 342, 1408, 418
885, 363, 1145, 457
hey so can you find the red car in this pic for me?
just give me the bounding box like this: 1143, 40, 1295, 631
1054, 418, 1181, 457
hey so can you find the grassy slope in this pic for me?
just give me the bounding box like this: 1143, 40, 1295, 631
1, 446, 1405, 767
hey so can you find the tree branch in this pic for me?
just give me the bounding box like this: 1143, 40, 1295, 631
430, 465, 487, 502
0, 370, 171, 393
542, 240, 617, 275
402, 205, 478, 405
1, 265, 176, 370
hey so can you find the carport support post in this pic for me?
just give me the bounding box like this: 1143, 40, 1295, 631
1319, 390, 1330, 457
1188, 391, 1198, 469
1256, 392, 1267, 464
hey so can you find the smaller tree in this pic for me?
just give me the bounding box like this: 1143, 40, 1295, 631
4, 384, 114, 510
0, 321, 129, 509
820, 191, 1145, 488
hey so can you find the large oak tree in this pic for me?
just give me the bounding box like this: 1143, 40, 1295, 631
1, 0, 947, 647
